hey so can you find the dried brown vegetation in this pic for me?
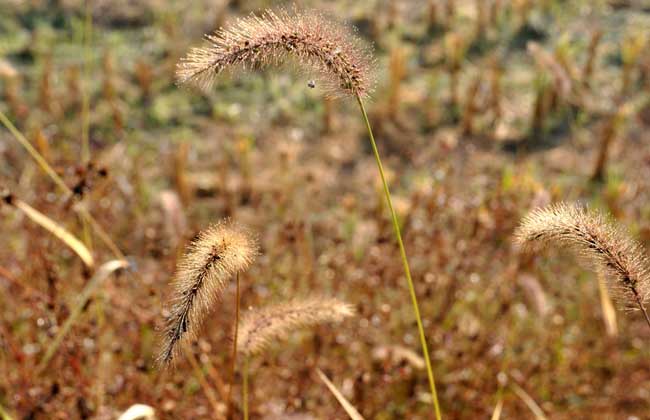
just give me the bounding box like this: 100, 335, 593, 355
4, 1, 650, 418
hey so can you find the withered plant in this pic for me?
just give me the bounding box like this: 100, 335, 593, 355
489, 55, 502, 130
158, 220, 257, 365
444, 32, 466, 116
515, 203, 650, 329
236, 296, 354, 419
582, 29, 602, 87
461, 74, 482, 136
175, 9, 442, 418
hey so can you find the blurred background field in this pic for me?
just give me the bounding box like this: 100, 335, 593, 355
2, 0, 650, 418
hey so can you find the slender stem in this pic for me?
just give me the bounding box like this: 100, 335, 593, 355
0, 110, 124, 260
242, 356, 249, 420
81, 0, 92, 163
0, 110, 69, 194
226, 273, 241, 419
79, 0, 94, 249
356, 95, 442, 420
633, 290, 650, 331
184, 343, 223, 417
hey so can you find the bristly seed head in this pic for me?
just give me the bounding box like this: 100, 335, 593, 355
176, 9, 374, 98
158, 220, 257, 367
515, 202, 650, 309
237, 296, 354, 357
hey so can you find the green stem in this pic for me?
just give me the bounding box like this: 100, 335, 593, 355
356, 95, 442, 420
243, 356, 249, 420
0, 110, 70, 195
81, 0, 92, 163
227, 273, 241, 418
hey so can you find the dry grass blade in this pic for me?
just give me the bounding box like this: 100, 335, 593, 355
0, 111, 125, 261
315, 368, 364, 420
0, 402, 14, 420
176, 9, 373, 98
183, 343, 224, 418
0, 109, 69, 194
598, 272, 618, 337
37, 259, 129, 372
490, 393, 503, 420
515, 203, 650, 326
237, 296, 354, 357
510, 382, 547, 420
6, 196, 94, 268
117, 404, 155, 420
159, 221, 257, 366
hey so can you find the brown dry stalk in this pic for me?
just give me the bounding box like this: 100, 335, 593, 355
176, 9, 373, 98
515, 203, 650, 327
159, 221, 257, 366
237, 296, 354, 357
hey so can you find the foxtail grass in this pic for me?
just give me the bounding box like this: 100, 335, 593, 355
176, 9, 373, 98
237, 297, 354, 419
515, 203, 650, 329
176, 10, 442, 417
158, 221, 257, 365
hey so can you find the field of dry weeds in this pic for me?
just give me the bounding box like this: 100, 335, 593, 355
2, 1, 650, 419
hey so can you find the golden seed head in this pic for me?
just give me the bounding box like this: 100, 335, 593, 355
515, 203, 650, 308
176, 9, 374, 98
237, 296, 354, 357
158, 220, 257, 366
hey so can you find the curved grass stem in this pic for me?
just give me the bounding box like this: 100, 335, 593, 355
0, 110, 124, 261
356, 95, 442, 420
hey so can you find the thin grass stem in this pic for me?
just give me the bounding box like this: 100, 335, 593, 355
242, 355, 249, 420
0, 402, 14, 420
227, 272, 241, 419
81, 0, 92, 163
184, 343, 223, 418
356, 94, 441, 420
0, 110, 69, 194
0, 110, 124, 260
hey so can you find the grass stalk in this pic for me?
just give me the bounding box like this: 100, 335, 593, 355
0, 402, 14, 420
510, 382, 547, 420
184, 344, 223, 418
316, 368, 364, 420
11, 198, 95, 267
0, 110, 69, 194
242, 355, 249, 420
81, 0, 92, 163
0, 109, 124, 260
355, 95, 441, 419
226, 272, 241, 419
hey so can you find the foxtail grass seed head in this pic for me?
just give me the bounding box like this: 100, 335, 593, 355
237, 296, 354, 357
515, 203, 650, 309
176, 9, 374, 98
159, 221, 257, 366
